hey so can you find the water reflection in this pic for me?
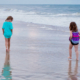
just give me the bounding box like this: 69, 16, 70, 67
1, 52, 12, 80
68, 60, 78, 80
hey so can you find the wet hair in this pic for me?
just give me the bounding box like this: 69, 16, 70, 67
5, 16, 13, 21
69, 22, 78, 32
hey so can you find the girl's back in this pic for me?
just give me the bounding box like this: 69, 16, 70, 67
71, 32, 79, 44
2, 21, 13, 37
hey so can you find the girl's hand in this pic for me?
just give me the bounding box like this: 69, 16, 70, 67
69, 31, 72, 40
2, 29, 4, 35
11, 29, 13, 34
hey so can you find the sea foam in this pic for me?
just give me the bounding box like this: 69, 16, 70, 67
0, 6, 80, 28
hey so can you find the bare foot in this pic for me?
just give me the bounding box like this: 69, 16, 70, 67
68, 57, 72, 60
68, 57, 72, 59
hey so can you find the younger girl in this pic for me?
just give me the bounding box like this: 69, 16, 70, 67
2, 16, 13, 51
69, 22, 80, 60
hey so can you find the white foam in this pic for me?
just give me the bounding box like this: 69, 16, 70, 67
0, 8, 80, 28
40, 26, 47, 29
46, 28, 53, 30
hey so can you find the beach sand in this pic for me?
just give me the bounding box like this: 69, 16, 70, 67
0, 20, 80, 80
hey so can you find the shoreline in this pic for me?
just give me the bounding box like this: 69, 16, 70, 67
0, 18, 69, 29
0, 18, 80, 80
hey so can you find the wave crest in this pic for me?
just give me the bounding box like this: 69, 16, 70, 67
0, 8, 80, 28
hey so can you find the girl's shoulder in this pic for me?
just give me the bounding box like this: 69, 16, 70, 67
3, 21, 7, 25
5, 21, 12, 24
72, 31, 78, 33
3, 21, 9, 24
4, 21, 12, 23
3, 21, 6, 24
71, 30, 78, 33
70, 30, 72, 33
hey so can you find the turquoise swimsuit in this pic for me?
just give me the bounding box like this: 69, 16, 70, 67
2, 22, 13, 38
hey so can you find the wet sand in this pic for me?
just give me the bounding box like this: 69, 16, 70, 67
0, 20, 80, 80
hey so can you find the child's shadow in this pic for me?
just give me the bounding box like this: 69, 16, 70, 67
1, 51, 12, 80
68, 60, 78, 80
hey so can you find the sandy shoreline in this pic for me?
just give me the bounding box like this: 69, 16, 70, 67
0, 19, 80, 80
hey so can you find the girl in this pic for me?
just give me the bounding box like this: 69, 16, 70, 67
2, 16, 13, 51
69, 22, 80, 60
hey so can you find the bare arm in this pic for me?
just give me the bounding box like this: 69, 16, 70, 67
2, 29, 4, 34
78, 31, 80, 39
69, 31, 72, 40
79, 31, 80, 35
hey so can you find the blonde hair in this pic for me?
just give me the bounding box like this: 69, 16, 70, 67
5, 16, 13, 21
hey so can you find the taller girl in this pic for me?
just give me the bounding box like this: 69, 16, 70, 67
69, 22, 80, 60
2, 16, 13, 51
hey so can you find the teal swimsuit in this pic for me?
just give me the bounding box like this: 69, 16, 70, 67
2, 22, 13, 38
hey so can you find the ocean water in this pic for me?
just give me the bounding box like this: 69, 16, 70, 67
0, 4, 80, 28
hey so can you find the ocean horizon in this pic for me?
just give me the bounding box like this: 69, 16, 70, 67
0, 4, 80, 28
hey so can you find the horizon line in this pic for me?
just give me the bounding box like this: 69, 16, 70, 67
0, 4, 80, 5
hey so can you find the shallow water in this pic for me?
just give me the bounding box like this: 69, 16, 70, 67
0, 21, 80, 80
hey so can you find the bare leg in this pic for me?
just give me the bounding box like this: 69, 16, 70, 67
5, 38, 8, 51
8, 38, 11, 51
69, 43, 73, 59
74, 60, 78, 75
74, 45, 79, 60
